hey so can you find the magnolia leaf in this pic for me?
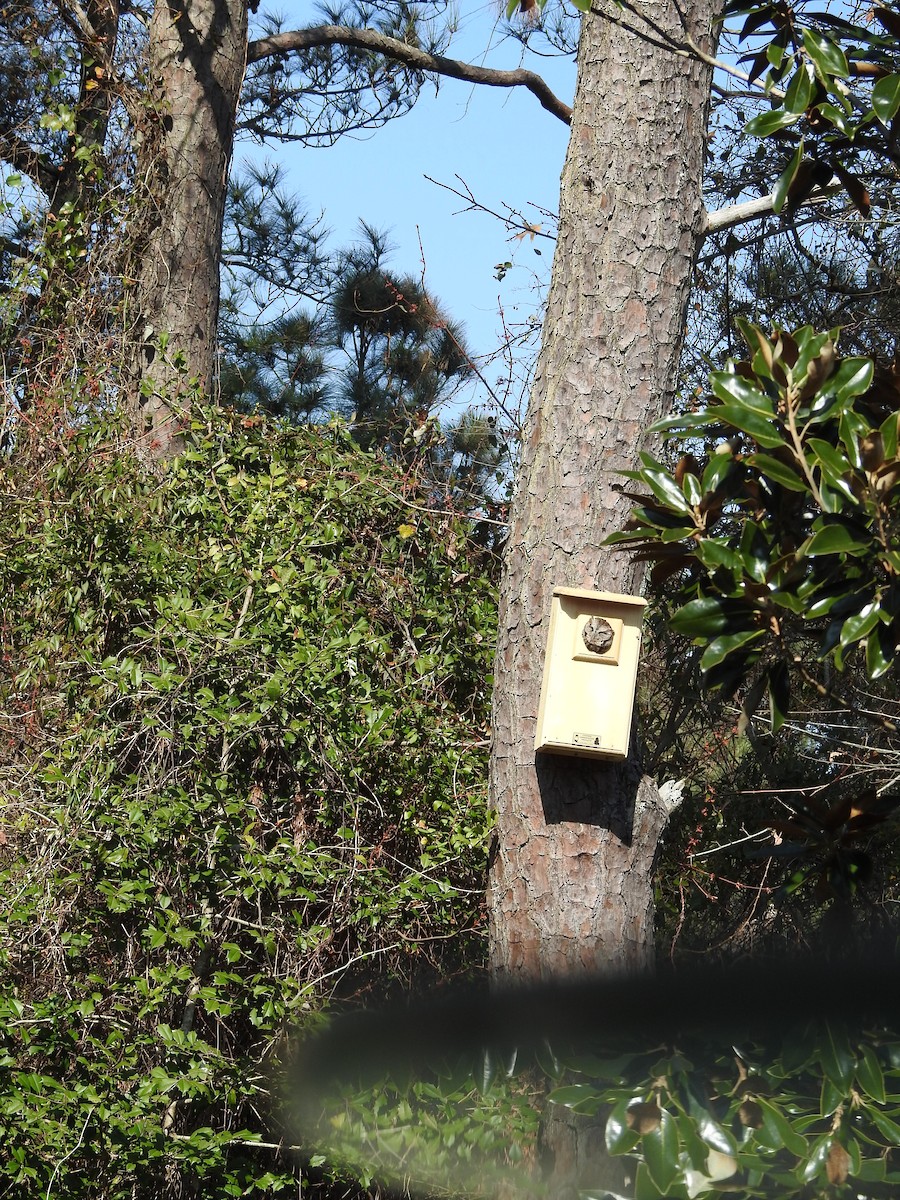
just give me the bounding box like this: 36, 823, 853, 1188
816, 103, 855, 135
642, 1108, 680, 1193
670, 597, 739, 638
803, 28, 850, 79
773, 139, 804, 213
820, 1023, 856, 1090
606, 1098, 642, 1154
745, 453, 806, 490
801, 524, 870, 557
866, 624, 895, 680
857, 1044, 887, 1103
784, 66, 814, 114
701, 629, 765, 672
643, 470, 693, 516
745, 108, 801, 136
712, 403, 784, 448
839, 601, 882, 649
767, 660, 790, 733
710, 372, 775, 414
756, 1097, 807, 1156
872, 73, 900, 124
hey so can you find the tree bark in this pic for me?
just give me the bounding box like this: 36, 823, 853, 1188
487, 0, 722, 982
131, 0, 248, 455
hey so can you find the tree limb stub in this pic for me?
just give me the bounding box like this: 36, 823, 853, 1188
247, 25, 573, 125
705, 186, 839, 236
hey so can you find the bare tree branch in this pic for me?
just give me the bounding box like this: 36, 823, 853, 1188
704, 186, 838, 235
247, 25, 573, 125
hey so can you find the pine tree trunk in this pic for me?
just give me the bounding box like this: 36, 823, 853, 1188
487, 5, 721, 1192
130, 0, 248, 456
487, 0, 721, 977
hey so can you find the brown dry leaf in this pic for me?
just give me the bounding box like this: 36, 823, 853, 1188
826, 1141, 850, 1185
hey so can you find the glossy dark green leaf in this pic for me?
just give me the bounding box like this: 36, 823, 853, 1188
802, 1134, 833, 1182
830, 356, 875, 400
740, 519, 770, 583
816, 102, 855, 135
670, 597, 739, 638
642, 1108, 679, 1193
695, 540, 743, 573
746, 452, 806, 490
802, 524, 870, 557
745, 108, 802, 136
681, 470, 702, 507
701, 629, 765, 672
605, 1097, 642, 1154
768, 660, 790, 733
820, 1023, 856, 1091
840, 601, 882, 649
784, 66, 814, 115
548, 1083, 604, 1114
881, 412, 899, 460
633, 1162, 665, 1200
756, 1098, 807, 1157
643, 470, 693, 516
651, 409, 718, 436
866, 623, 895, 680
715, 403, 784, 448
873, 73, 900, 124
701, 451, 736, 492
807, 438, 853, 480
695, 1107, 737, 1156
868, 1106, 900, 1143
773, 139, 804, 213
803, 28, 850, 78
857, 1045, 887, 1104
710, 371, 775, 414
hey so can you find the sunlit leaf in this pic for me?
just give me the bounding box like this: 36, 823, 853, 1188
801, 524, 870, 557
872, 73, 900, 124
745, 108, 801, 136
701, 629, 765, 671
803, 28, 850, 79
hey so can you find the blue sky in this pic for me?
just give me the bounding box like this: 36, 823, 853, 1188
235, 3, 577, 411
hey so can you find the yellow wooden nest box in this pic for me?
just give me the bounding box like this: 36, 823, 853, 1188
534, 586, 647, 761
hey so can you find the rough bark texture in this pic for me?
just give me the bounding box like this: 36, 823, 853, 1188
131, 0, 248, 455
487, 0, 722, 983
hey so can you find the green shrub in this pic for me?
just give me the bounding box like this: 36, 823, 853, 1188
0, 408, 497, 1197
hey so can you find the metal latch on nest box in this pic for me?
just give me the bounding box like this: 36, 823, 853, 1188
534, 587, 646, 761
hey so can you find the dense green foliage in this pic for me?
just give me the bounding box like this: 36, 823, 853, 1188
550, 1022, 900, 1199
0, 409, 497, 1197
610, 322, 900, 724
